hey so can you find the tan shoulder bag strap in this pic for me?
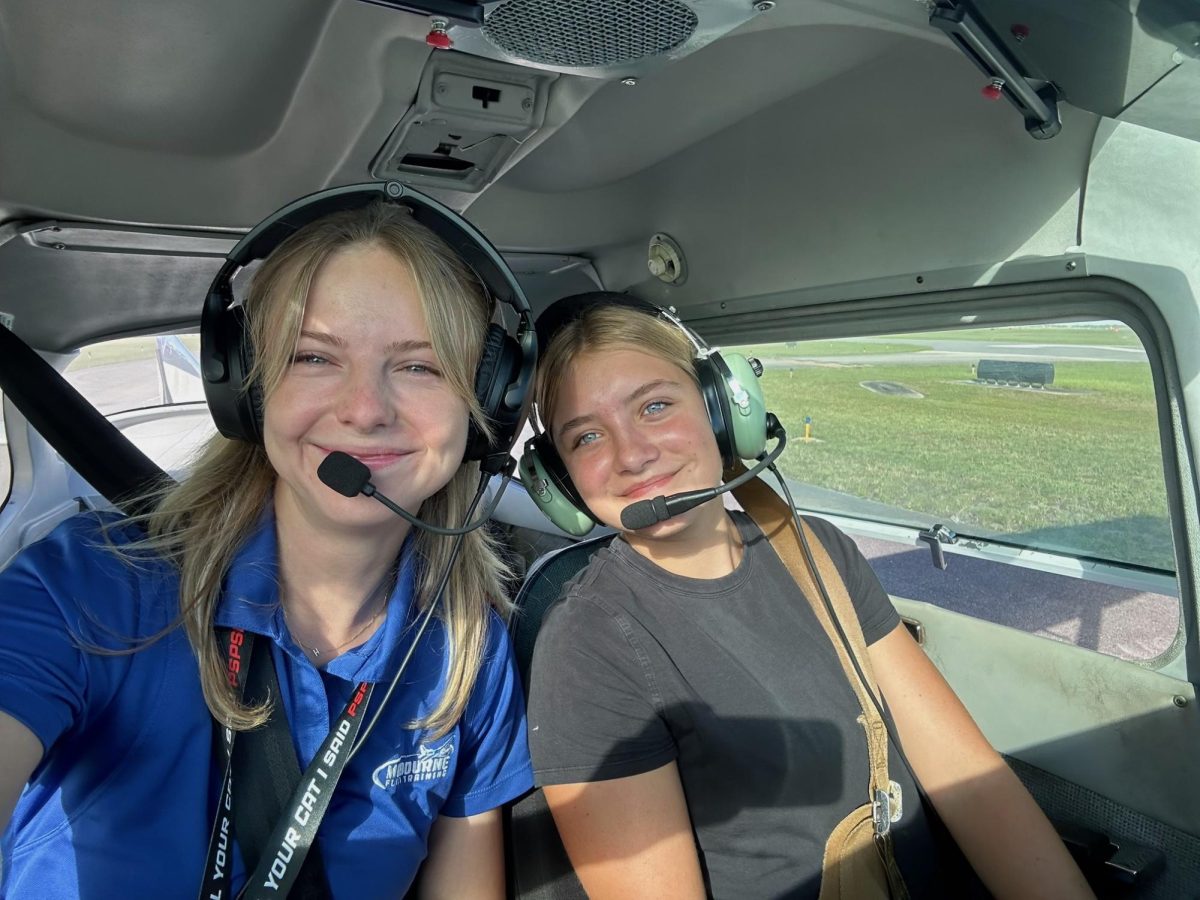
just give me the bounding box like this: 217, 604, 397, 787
730, 465, 909, 900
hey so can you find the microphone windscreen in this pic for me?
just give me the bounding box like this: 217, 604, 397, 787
621, 497, 664, 530
318, 451, 371, 498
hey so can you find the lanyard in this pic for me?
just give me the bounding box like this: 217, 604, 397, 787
199, 629, 374, 900
199, 628, 251, 900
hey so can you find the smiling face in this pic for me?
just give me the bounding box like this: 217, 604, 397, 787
552, 346, 726, 545
263, 242, 470, 537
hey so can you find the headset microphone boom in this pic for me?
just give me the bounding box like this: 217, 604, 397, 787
317, 450, 513, 537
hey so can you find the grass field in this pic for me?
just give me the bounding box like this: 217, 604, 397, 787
765, 358, 1173, 570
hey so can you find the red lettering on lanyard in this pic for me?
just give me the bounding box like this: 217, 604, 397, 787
226, 629, 245, 687
346, 681, 369, 717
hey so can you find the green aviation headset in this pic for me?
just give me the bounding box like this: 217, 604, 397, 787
518, 292, 771, 536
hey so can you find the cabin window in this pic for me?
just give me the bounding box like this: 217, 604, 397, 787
729, 321, 1179, 664
64, 333, 216, 476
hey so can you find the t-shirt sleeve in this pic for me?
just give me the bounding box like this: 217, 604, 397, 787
527, 590, 676, 786
441, 611, 535, 817
0, 515, 129, 757
803, 516, 901, 645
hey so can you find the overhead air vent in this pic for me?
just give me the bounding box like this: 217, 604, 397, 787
447, 0, 766, 79
483, 0, 698, 69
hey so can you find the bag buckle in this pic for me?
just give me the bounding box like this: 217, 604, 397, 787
872, 789, 891, 836
872, 781, 904, 836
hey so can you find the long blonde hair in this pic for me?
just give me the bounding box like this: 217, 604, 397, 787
535, 304, 698, 439
140, 202, 510, 736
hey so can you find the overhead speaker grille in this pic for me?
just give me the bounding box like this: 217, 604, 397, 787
482, 0, 700, 69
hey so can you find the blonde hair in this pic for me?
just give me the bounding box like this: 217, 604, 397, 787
135, 202, 510, 736
535, 304, 697, 439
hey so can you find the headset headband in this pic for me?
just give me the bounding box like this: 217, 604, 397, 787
202, 182, 536, 407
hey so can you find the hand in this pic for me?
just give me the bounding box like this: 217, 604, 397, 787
0, 711, 42, 833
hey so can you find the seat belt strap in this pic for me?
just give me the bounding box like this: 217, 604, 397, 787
233, 636, 332, 899
201, 630, 332, 900
0, 319, 169, 517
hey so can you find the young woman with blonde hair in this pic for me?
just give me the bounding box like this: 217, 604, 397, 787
522, 292, 1093, 899
0, 191, 534, 898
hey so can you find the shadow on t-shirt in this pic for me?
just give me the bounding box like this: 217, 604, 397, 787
512, 703, 959, 899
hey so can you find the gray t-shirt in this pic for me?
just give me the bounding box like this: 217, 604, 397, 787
528, 512, 938, 898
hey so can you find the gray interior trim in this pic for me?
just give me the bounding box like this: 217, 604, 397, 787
1011, 756, 1200, 898
0, 221, 601, 351
896, 596, 1200, 837
692, 274, 1197, 677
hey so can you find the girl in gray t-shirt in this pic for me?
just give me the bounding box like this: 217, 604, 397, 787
518, 291, 1094, 900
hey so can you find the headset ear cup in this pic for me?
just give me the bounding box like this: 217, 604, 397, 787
201, 294, 263, 444
230, 305, 265, 444
467, 324, 522, 465
696, 359, 737, 468
712, 352, 768, 461
517, 434, 596, 536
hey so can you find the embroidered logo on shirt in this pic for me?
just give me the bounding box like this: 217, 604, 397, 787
373, 742, 455, 790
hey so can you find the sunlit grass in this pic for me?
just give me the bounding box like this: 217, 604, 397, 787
765, 359, 1172, 570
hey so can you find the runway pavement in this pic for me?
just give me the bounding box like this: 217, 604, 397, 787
852, 534, 1178, 662
761, 336, 1148, 368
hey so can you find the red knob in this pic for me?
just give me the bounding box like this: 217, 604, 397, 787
981, 80, 1004, 100
1011, 23, 1030, 42
426, 28, 452, 50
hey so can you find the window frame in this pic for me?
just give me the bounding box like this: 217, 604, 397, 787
692, 274, 1197, 679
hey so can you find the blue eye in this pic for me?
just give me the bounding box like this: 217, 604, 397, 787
573, 431, 600, 448
292, 352, 328, 366
644, 400, 670, 415
399, 362, 442, 377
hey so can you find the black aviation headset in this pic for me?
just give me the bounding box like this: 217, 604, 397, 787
200, 181, 536, 476
518, 292, 779, 536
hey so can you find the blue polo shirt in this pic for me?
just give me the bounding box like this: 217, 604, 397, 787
0, 511, 533, 898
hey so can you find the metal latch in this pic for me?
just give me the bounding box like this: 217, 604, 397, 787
917, 523, 957, 570
872, 781, 904, 836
